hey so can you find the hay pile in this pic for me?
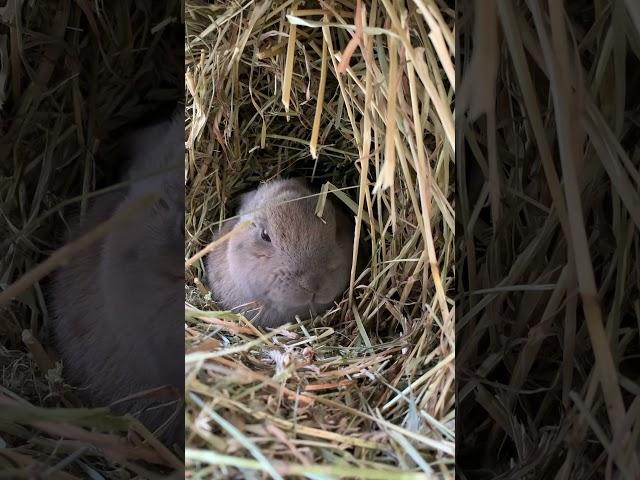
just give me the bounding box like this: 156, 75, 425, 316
185, 1, 454, 478
457, 1, 640, 477
0, 1, 183, 478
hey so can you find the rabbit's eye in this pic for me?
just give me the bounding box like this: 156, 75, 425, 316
260, 229, 271, 242
158, 198, 170, 210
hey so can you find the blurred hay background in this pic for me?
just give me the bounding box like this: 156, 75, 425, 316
457, 0, 640, 478
185, 0, 454, 478
0, 1, 184, 478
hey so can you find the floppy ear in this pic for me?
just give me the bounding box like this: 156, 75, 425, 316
234, 189, 258, 217
123, 115, 183, 200
239, 190, 257, 206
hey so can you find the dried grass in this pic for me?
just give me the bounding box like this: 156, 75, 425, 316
457, 1, 640, 478
0, 1, 183, 478
185, 0, 455, 478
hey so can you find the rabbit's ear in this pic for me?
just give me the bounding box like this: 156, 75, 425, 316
123, 116, 183, 201
236, 190, 260, 217
240, 190, 257, 206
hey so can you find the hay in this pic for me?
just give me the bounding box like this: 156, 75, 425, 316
185, 1, 455, 478
0, 1, 183, 478
457, 1, 640, 477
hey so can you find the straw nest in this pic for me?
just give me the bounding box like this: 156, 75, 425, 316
458, 1, 640, 477
185, 1, 454, 479
0, 1, 184, 478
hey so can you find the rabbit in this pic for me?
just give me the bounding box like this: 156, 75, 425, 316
48, 109, 185, 447
205, 178, 355, 328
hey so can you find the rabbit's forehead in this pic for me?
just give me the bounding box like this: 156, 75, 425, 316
266, 202, 335, 246
242, 181, 336, 240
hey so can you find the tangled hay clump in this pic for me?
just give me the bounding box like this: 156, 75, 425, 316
185, 0, 455, 478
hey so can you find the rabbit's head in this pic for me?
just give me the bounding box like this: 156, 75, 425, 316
224, 179, 352, 324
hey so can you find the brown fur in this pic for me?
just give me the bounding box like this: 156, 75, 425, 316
206, 179, 355, 327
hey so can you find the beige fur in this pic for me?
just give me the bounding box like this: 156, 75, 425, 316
206, 179, 354, 327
